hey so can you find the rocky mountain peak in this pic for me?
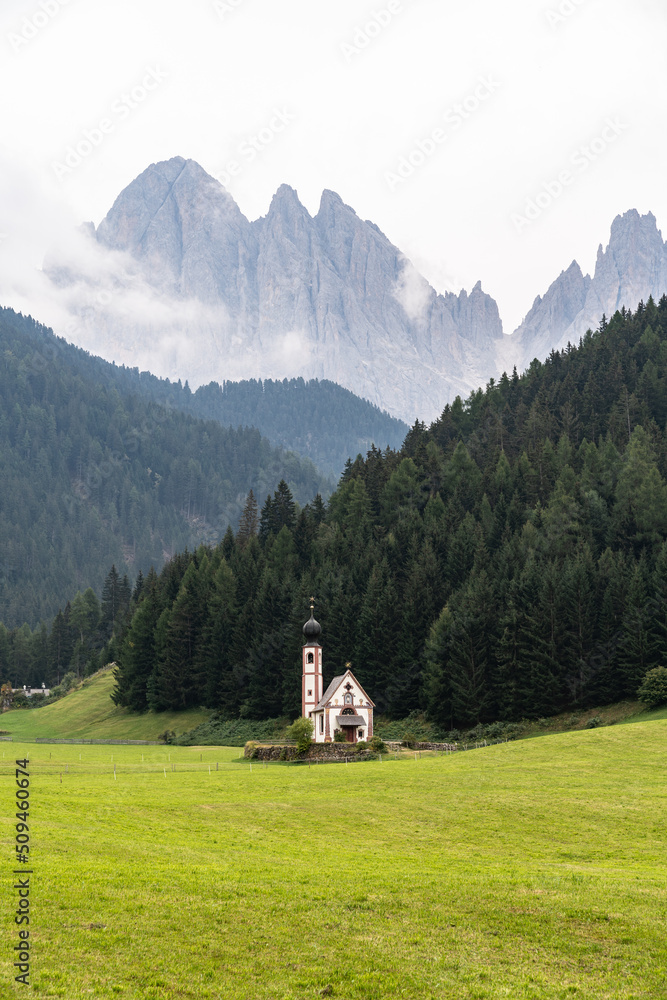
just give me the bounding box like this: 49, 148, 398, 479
318, 189, 344, 210
267, 183, 303, 210
508, 210, 667, 368
47, 157, 667, 424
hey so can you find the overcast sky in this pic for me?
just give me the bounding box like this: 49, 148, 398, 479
1, 0, 665, 332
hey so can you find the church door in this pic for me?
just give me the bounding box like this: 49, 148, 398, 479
345, 727, 356, 743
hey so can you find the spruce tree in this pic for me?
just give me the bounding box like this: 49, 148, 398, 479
237, 489, 259, 547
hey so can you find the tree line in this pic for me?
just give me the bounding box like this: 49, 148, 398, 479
111, 296, 667, 725
0, 565, 132, 692
8, 298, 667, 728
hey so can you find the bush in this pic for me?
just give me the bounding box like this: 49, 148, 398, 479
61, 671, 78, 693
585, 716, 603, 729
175, 716, 288, 747
369, 735, 387, 753
285, 716, 314, 755
637, 666, 667, 708
158, 729, 176, 744
333, 729, 346, 743
244, 740, 259, 759
401, 730, 416, 748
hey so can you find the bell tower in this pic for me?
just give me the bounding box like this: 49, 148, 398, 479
302, 597, 323, 719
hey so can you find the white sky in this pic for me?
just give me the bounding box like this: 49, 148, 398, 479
1, 0, 666, 332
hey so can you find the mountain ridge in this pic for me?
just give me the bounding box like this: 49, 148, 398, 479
512, 208, 667, 366
46, 157, 667, 422
50, 157, 504, 423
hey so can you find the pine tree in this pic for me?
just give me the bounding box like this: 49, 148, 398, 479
199, 559, 239, 712
112, 569, 160, 710
100, 565, 121, 641
446, 571, 497, 726
237, 489, 259, 547
423, 605, 454, 729
616, 559, 657, 697
49, 610, 73, 685
259, 494, 275, 543
272, 480, 297, 533
149, 560, 210, 710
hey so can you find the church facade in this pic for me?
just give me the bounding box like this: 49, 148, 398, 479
301, 601, 374, 743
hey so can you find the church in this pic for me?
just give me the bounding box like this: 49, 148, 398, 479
301, 599, 374, 743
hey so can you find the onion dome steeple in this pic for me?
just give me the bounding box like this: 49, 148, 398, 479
303, 597, 322, 644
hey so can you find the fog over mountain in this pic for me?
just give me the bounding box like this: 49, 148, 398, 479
44, 157, 667, 424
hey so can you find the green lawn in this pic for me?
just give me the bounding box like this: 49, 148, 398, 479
0, 668, 210, 741
1, 724, 666, 998
619, 702, 667, 725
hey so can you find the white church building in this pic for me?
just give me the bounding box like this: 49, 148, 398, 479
301, 600, 374, 743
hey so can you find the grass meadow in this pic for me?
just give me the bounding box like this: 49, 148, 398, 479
0, 669, 209, 741
2, 724, 667, 999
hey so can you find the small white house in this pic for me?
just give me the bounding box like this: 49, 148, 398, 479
301, 601, 374, 743
13, 684, 50, 698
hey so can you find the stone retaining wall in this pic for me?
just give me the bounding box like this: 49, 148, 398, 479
246, 742, 382, 762
246, 740, 458, 761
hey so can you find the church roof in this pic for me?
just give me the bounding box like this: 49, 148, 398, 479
335, 715, 365, 726
315, 668, 376, 710
316, 675, 345, 709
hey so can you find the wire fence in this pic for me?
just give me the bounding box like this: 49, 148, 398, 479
33, 738, 162, 745
0, 747, 483, 778
0, 738, 515, 778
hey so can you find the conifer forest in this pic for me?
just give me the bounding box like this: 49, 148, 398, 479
5, 298, 667, 727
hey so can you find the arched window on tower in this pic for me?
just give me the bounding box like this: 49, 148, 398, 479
307, 652, 314, 664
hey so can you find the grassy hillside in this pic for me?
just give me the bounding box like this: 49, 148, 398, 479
619, 702, 667, 725
0, 668, 209, 740
2, 723, 666, 998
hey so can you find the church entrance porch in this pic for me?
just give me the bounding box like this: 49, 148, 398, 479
336, 712, 365, 743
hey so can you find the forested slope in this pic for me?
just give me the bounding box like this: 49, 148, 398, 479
113, 375, 409, 480
0, 307, 326, 627
17, 314, 408, 480
109, 297, 667, 727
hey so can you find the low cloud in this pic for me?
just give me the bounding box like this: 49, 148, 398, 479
393, 256, 433, 322
0, 157, 321, 390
